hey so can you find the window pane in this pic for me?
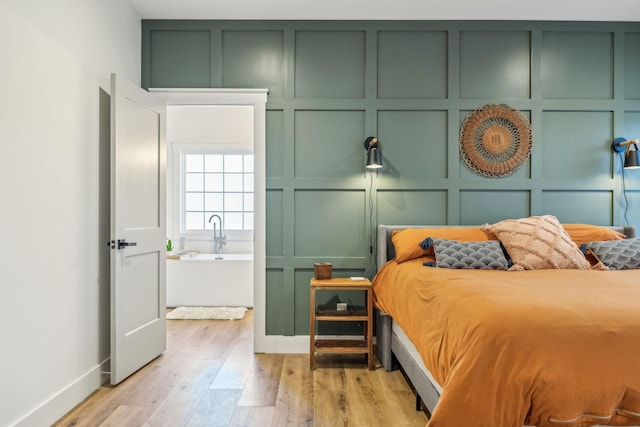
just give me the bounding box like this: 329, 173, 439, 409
224, 193, 243, 211
244, 155, 254, 172
205, 154, 223, 172
244, 173, 254, 192
205, 212, 223, 230
244, 193, 254, 211
204, 193, 223, 211
185, 154, 204, 172
244, 212, 254, 230
181, 151, 255, 234
185, 193, 204, 211
185, 173, 204, 191
225, 155, 244, 172
204, 173, 224, 191
224, 212, 243, 230
224, 173, 243, 191
185, 212, 204, 230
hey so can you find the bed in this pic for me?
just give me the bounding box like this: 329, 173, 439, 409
373, 219, 640, 427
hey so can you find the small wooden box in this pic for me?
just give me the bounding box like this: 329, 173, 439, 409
314, 263, 332, 280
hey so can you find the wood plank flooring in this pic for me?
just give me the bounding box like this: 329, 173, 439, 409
54, 310, 428, 427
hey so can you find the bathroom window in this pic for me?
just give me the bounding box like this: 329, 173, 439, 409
182, 153, 254, 232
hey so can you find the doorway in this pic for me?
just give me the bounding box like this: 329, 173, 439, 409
150, 88, 268, 352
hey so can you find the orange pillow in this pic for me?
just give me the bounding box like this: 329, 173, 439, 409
561, 223, 626, 246
391, 227, 497, 263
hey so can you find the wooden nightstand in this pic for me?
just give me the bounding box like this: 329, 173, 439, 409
309, 277, 373, 370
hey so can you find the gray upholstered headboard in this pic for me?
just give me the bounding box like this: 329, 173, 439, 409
376, 224, 637, 270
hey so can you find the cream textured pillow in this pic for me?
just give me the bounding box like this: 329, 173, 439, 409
482, 215, 590, 271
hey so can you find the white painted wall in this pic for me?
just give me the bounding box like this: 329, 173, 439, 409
0, 1, 140, 425
1, 0, 140, 83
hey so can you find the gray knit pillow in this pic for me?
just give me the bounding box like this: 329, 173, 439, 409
421, 238, 510, 270
580, 238, 640, 270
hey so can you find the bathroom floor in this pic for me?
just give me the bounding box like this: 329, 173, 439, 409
54, 309, 428, 426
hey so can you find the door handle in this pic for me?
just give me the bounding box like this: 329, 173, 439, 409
117, 239, 137, 249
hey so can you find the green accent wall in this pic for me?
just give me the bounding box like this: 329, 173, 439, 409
142, 20, 640, 337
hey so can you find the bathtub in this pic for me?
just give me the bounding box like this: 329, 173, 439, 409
166, 253, 253, 308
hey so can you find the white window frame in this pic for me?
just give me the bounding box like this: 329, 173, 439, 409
172, 143, 254, 242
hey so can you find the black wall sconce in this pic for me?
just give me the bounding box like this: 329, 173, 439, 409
364, 136, 383, 169
612, 138, 640, 169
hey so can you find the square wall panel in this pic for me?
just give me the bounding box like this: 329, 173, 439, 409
150, 30, 211, 88
459, 191, 530, 224
266, 190, 283, 257
542, 191, 612, 225
460, 31, 530, 99
626, 111, 640, 138
623, 191, 640, 228
265, 269, 284, 335
293, 270, 312, 335
542, 111, 612, 179
625, 33, 640, 100
624, 111, 640, 177
294, 190, 366, 257
377, 190, 447, 225
294, 110, 365, 178
458, 110, 531, 179
377, 31, 447, 99
377, 110, 447, 179
295, 31, 365, 98
222, 31, 284, 98
541, 32, 613, 99
266, 110, 284, 178
622, 170, 640, 191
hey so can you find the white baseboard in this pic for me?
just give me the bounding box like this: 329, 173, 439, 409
15, 334, 372, 425
12, 359, 109, 427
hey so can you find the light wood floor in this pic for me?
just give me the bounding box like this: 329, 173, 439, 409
55, 310, 428, 427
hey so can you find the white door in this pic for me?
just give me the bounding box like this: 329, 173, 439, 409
110, 74, 167, 385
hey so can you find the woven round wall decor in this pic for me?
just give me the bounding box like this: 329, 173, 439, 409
459, 104, 533, 178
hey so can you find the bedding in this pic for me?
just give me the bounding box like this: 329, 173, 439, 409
373, 223, 640, 427
373, 258, 640, 427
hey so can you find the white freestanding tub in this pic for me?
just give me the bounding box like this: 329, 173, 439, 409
166, 253, 253, 307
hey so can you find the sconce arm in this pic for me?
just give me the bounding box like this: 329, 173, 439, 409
612, 138, 639, 153
364, 137, 379, 150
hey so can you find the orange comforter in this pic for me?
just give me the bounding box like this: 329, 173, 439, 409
373, 258, 640, 427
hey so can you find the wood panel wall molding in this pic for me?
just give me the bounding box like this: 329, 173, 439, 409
142, 20, 640, 339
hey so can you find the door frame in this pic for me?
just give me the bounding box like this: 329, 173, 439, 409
150, 88, 270, 352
